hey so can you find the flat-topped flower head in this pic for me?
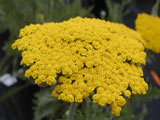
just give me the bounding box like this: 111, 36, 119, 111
135, 13, 160, 53
12, 17, 148, 116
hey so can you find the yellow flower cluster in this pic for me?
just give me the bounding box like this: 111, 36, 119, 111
135, 13, 160, 53
12, 17, 148, 116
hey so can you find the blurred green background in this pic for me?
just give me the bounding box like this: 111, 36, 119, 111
0, 0, 160, 120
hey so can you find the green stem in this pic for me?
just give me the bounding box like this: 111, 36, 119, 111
67, 102, 76, 120
152, 0, 160, 16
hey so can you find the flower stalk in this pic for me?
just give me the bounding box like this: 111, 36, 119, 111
67, 102, 76, 120
152, 0, 160, 16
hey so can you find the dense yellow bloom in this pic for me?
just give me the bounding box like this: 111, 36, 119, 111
135, 13, 160, 53
12, 17, 148, 116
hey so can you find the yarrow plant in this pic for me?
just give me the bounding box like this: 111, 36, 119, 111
11, 17, 148, 116
135, 13, 160, 53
